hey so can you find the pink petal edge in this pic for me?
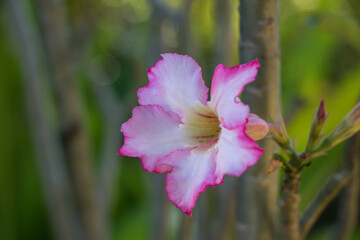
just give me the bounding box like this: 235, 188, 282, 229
214, 125, 264, 184
137, 53, 209, 117
160, 149, 219, 216
210, 59, 260, 100
210, 60, 260, 130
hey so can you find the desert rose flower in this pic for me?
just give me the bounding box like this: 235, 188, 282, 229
119, 53, 268, 215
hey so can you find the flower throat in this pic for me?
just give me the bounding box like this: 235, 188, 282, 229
180, 102, 221, 147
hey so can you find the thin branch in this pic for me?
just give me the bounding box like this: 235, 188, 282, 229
179, 216, 193, 240
5, 0, 81, 239
331, 133, 360, 240
33, 0, 105, 239
87, 66, 124, 224
150, 175, 169, 240
274, 153, 296, 172
92, 84, 123, 233
300, 170, 351, 239
216, 178, 237, 240
95, 85, 123, 208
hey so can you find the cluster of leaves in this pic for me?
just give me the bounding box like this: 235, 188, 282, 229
269, 100, 360, 173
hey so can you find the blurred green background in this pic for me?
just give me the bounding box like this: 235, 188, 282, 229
0, 0, 359, 239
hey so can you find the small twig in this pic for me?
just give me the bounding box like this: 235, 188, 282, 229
91, 82, 123, 228
179, 215, 193, 240
300, 170, 351, 239
215, 178, 236, 240
87, 67, 126, 228
150, 174, 169, 240
331, 133, 360, 240
274, 153, 296, 172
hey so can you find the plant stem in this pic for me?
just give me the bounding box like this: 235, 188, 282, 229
236, 0, 280, 239
281, 169, 301, 240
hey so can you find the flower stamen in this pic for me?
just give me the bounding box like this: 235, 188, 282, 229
181, 102, 221, 147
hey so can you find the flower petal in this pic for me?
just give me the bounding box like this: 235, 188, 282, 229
118, 105, 188, 173
138, 53, 209, 117
245, 113, 269, 141
210, 60, 260, 129
160, 148, 218, 215
214, 127, 264, 184
211, 97, 250, 130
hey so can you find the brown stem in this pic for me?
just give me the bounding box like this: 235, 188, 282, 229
179, 216, 193, 240
300, 170, 350, 239
216, 178, 237, 240
33, 0, 105, 239
236, 0, 280, 239
331, 133, 360, 240
6, 0, 82, 239
281, 169, 301, 240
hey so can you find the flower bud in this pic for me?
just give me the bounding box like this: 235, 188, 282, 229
305, 100, 329, 152
245, 113, 269, 141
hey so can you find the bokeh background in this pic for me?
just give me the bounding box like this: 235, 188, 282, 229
0, 0, 359, 239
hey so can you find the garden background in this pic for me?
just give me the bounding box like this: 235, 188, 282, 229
0, 0, 359, 239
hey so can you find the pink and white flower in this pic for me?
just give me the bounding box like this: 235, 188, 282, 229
118, 53, 268, 215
